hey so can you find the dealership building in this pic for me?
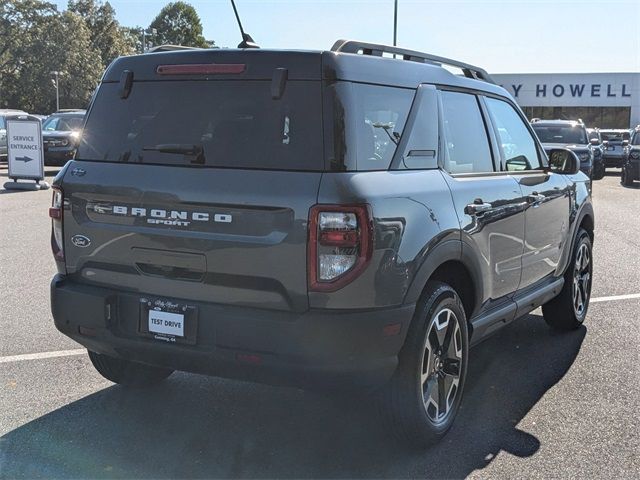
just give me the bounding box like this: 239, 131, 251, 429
492, 73, 640, 129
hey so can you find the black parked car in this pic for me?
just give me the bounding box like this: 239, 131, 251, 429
622, 126, 640, 186
587, 128, 606, 179
42, 110, 86, 166
531, 119, 594, 178
49, 40, 593, 447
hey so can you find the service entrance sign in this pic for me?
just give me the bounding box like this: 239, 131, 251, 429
7, 119, 44, 180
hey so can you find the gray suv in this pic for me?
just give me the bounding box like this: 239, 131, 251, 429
530, 119, 596, 178
50, 40, 594, 447
600, 129, 630, 168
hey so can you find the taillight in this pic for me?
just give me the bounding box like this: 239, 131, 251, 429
49, 187, 64, 261
308, 205, 373, 292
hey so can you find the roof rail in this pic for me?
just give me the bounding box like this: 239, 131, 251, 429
147, 45, 201, 53
330, 39, 495, 84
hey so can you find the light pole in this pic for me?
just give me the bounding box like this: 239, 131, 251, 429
50, 71, 60, 112
393, 0, 398, 47
141, 28, 157, 53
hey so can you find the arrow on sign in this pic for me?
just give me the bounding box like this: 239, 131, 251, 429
16, 156, 34, 163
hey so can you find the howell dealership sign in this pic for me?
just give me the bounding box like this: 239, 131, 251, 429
510, 82, 631, 99
492, 73, 640, 126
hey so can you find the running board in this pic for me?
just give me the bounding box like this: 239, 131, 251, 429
470, 277, 564, 346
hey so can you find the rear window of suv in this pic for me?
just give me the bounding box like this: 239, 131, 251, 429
600, 132, 625, 143
531, 124, 588, 144
77, 80, 324, 171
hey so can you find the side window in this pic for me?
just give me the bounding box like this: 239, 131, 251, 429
485, 97, 541, 171
352, 84, 413, 171
440, 91, 494, 174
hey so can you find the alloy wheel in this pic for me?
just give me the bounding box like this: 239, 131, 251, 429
420, 308, 463, 424
572, 243, 591, 318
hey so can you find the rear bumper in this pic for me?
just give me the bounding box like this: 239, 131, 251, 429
51, 274, 414, 390
603, 155, 624, 168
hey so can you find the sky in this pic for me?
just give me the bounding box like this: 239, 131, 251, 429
52, 0, 640, 74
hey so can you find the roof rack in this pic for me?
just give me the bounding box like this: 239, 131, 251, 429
147, 45, 200, 53
331, 39, 495, 84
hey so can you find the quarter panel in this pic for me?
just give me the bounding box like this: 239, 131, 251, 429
312, 170, 459, 309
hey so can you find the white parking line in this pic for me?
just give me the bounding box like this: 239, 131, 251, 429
1, 292, 639, 365
0, 348, 85, 364
590, 293, 640, 303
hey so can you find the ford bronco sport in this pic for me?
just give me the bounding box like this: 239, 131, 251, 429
50, 40, 594, 447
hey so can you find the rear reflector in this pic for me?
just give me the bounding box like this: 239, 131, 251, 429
383, 323, 402, 337
78, 326, 97, 337
236, 353, 262, 365
156, 63, 246, 75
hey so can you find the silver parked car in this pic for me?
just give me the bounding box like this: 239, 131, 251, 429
0, 109, 28, 160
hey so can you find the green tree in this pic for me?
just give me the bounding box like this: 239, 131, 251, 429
68, 0, 135, 67
0, 0, 58, 110
0, 1, 103, 112
149, 1, 212, 49
0, 0, 57, 99
51, 11, 103, 109
121, 25, 144, 54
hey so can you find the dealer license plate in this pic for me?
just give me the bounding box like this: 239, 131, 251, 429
148, 309, 184, 337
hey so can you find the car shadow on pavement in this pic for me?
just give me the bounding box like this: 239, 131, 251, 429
0, 314, 585, 479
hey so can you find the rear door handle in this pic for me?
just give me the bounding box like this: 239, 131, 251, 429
465, 200, 493, 216
527, 193, 546, 204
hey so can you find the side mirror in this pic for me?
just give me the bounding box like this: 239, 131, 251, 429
589, 138, 600, 146
547, 148, 580, 174
622, 140, 629, 147
505, 155, 530, 171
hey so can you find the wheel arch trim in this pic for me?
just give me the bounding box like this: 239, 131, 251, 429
557, 201, 595, 277
404, 239, 483, 317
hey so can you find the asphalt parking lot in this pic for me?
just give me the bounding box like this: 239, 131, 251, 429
0, 165, 638, 479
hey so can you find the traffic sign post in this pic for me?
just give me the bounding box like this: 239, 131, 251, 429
4, 116, 49, 191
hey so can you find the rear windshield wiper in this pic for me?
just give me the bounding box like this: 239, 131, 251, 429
143, 144, 205, 164
372, 122, 400, 145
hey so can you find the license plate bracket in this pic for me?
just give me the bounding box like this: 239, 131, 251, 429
138, 297, 198, 345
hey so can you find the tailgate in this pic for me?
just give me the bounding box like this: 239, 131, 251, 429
61, 161, 320, 312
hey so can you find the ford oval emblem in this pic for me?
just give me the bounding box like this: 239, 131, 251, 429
71, 235, 91, 248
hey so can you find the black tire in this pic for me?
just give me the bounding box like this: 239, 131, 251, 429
88, 350, 173, 387
542, 229, 592, 331
621, 167, 634, 186
592, 164, 605, 180
379, 281, 469, 448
